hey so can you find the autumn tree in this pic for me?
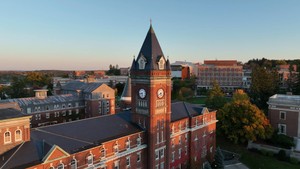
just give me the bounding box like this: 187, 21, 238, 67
218, 91, 273, 143
205, 81, 227, 110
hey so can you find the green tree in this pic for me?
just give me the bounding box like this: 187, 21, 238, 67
293, 65, 300, 94
250, 66, 279, 110
177, 87, 194, 101
218, 91, 273, 143
10, 76, 28, 98
205, 81, 226, 110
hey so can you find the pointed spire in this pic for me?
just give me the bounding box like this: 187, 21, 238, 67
134, 24, 165, 70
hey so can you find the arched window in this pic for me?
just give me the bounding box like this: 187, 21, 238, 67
113, 142, 119, 153
70, 158, 77, 169
57, 163, 64, 169
4, 131, 11, 143
15, 130, 22, 141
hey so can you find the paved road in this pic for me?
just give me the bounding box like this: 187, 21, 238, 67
225, 163, 249, 169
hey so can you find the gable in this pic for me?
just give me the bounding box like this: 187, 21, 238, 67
43, 145, 70, 163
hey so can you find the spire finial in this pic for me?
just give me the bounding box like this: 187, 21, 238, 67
150, 18, 152, 26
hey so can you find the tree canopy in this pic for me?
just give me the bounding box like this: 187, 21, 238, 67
218, 91, 273, 143
205, 81, 227, 110
250, 66, 279, 110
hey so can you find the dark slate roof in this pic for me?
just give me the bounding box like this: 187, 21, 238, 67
0, 108, 26, 120
2, 94, 80, 107
171, 102, 204, 121
0, 141, 49, 169
0, 112, 141, 169
120, 77, 131, 102
131, 25, 171, 71
61, 81, 104, 93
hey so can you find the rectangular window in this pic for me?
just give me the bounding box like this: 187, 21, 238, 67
280, 111, 286, 120
155, 150, 159, 160
126, 156, 130, 167
46, 113, 50, 119
172, 151, 175, 162
160, 162, 164, 169
178, 148, 182, 159
278, 124, 287, 134
137, 152, 141, 162
160, 149, 164, 158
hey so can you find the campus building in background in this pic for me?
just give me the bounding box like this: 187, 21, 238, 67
0, 25, 217, 169
268, 94, 300, 151
0, 81, 115, 128
197, 60, 243, 92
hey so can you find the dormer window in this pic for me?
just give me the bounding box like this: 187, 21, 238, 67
137, 135, 142, 145
113, 142, 119, 153
100, 146, 106, 158
158, 57, 165, 70
126, 138, 130, 150
138, 55, 147, 69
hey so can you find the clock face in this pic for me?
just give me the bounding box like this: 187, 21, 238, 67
139, 89, 146, 99
157, 88, 164, 98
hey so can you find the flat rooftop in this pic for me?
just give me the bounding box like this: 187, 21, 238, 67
268, 94, 300, 106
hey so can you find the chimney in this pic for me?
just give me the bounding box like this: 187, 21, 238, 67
34, 89, 48, 99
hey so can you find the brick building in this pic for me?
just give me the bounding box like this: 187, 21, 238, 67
267, 94, 300, 151
0, 25, 217, 169
0, 102, 31, 155
197, 60, 243, 92
0, 81, 115, 128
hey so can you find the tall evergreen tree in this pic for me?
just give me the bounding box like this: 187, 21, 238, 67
214, 147, 224, 169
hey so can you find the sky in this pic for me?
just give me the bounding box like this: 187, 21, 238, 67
0, 0, 300, 70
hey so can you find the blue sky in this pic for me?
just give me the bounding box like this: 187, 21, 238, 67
0, 0, 299, 70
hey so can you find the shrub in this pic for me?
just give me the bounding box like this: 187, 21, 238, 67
277, 150, 287, 161
268, 133, 295, 149
290, 157, 299, 164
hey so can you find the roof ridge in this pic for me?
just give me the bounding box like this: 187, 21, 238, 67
182, 102, 192, 118
0, 142, 25, 169
35, 128, 93, 145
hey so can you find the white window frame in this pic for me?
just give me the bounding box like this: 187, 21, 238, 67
114, 160, 120, 169
126, 156, 131, 168
155, 150, 159, 160
15, 129, 22, 142
70, 158, 77, 169
278, 123, 287, 135
280, 111, 286, 120
137, 152, 141, 162
4, 131, 11, 144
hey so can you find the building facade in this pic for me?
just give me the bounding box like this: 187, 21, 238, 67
0, 25, 217, 169
197, 60, 243, 92
0, 81, 115, 128
267, 94, 300, 151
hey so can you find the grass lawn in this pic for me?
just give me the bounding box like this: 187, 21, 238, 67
186, 97, 207, 104
217, 136, 300, 169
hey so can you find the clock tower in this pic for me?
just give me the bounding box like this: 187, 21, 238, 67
130, 25, 171, 169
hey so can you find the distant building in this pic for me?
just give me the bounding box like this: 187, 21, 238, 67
277, 64, 298, 90
197, 60, 243, 92
120, 67, 130, 76
242, 69, 252, 90
267, 94, 300, 151
0, 25, 217, 169
0, 81, 115, 128
171, 61, 198, 79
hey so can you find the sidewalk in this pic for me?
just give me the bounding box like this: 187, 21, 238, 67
225, 163, 249, 169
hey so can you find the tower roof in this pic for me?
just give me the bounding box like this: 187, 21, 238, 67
131, 25, 170, 71
120, 77, 131, 103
